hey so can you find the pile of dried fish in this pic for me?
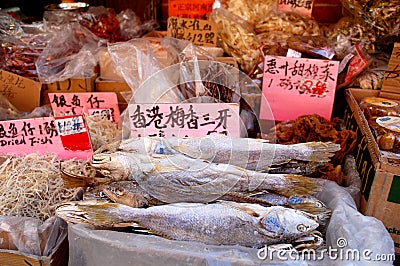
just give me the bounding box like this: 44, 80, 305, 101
56, 135, 339, 251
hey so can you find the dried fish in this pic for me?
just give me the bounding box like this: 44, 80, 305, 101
56, 200, 319, 248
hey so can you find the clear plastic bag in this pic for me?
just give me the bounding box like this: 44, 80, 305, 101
0, 94, 52, 121
211, 7, 260, 73
36, 23, 102, 83
117, 9, 159, 40
0, 216, 67, 256
78, 6, 123, 43
340, 0, 400, 38
0, 35, 41, 77
0, 12, 24, 36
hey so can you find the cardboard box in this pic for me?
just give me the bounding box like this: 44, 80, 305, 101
0, 70, 42, 112
95, 78, 131, 111
0, 234, 68, 266
344, 88, 400, 254
41, 75, 97, 105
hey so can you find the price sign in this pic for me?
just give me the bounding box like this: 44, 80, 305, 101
49, 92, 120, 122
128, 103, 240, 137
278, 0, 315, 18
0, 70, 41, 112
168, 0, 213, 19
0, 116, 92, 160
167, 17, 217, 47
260, 56, 339, 121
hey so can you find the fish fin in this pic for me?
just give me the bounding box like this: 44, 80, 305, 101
272, 175, 322, 196
219, 201, 260, 217
289, 203, 330, 216
296, 142, 341, 162
56, 200, 135, 227
222, 192, 273, 207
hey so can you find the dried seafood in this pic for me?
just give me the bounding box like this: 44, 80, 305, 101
86, 115, 122, 151
0, 154, 81, 220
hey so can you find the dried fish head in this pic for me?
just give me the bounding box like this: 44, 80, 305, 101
90, 152, 135, 181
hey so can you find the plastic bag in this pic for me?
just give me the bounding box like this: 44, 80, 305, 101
36, 23, 102, 83
0, 12, 24, 36
211, 7, 260, 73
0, 35, 41, 77
67, 175, 394, 265
0, 94, 52, 121
117, 9, 159, 40
0, 216, 67, 256
340, 0, 400, 38
221, 0, 277, 26
78, 6, 122, 42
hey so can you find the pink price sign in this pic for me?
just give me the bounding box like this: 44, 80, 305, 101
49, 92, 120, 122
0, 117, 92, 160
128, 103, 241, 138
260, 56, 339, 122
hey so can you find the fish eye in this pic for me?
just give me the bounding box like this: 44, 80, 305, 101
315, 201, 324, 208
297, 224, 307, 232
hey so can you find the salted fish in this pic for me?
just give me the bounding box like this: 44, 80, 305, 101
56, 200, 319, 248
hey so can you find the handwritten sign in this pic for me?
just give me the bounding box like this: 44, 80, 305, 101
278, 0, 315, 18
167, 17, 217, 47
49, 92, 120, 122
0, 116, 92, 160
381, 43, 400, 94
168, 0, 213, 19
260, 56, 339, 121
128, 103, 240, 137
0, 70, 41, 112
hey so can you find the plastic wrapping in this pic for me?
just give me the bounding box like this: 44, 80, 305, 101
368, 116, 400, 154
0, 216, 67, 257
68, 175, 394, 266
117, 9, 159, 40
211, 8, 260, 73
340, 0, 400, 38
254, 10, 321, 37
36, 23, 102, 83
359, 97, 400, 120
332, 16, 377, 53
0, 93, 53, 121
0, 35, 41, 77
286, 35, 336, 60
0, 12, 24, 36
222, 0, 276, 26
78, 6, 122, 42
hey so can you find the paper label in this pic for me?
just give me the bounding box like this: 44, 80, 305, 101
278, 0, 315, 18
364, 97, 399, 108
286, 49, 302, 58
0, 117, 92, 160
128, 103, 240, 137
168, 0, 213, 19
260, 56, 339, 121
0, 70, 41, 112
167, 17, 217, 47
376, 116, 400, 133
49, 92, 120, 122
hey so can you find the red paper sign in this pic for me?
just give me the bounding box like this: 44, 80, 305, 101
260, 56, 339, 121
0, 116, 92, 160
128, 103, 241, 138
278, 0, 315, 18
168, 0, 214, 19
49, 92, 120, 122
